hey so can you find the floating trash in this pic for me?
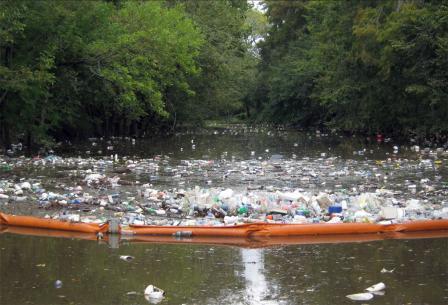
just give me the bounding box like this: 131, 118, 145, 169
54, 280, 63, 289
346, 292, 374, 301
0, 127, 447, 229
365, 282, 386, 292
144, 285, 165, 303
380, 268, 394, 273
119, 255, 134, 262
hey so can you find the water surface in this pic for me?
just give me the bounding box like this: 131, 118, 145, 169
1, 126, 447, 304
1, 233, 447, 305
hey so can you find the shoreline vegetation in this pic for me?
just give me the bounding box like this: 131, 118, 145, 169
1, 0, 447, 151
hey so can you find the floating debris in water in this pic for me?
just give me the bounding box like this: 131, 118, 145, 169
54, 280, 63, 289
1, 127, 447, 228
119, 255, 134, 262
144, 285, 165, 303
346, 292, 374, 301
380, 268, 395, 273
365, 282, 386, 292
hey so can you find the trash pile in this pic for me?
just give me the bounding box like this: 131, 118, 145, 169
1, 166, 447, 226
127, 184, 445, 225
1, 131, 448, 227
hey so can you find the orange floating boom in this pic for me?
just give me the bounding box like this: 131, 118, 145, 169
0, 225, 100, 241
127, 219, 448, 237
2, 224, 448, 248
125, 231, 448, 248
0, 213, 108, 233
1, 212, 448, 237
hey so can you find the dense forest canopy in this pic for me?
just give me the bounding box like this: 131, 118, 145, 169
0, 0, 447, 149
256, 0, 448, 137
0, 0, 262, 148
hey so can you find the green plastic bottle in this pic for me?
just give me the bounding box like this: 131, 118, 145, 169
238, 206, 248, 215
1, 164, 12, 172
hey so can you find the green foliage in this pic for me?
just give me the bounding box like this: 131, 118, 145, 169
167, 0, 259, 123
88, 1, 203, 120
0, 0, 260, 147
3, 0, 446, 147
257, 0, 448, 135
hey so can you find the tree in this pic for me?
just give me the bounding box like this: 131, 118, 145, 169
0, 0, 204, 147
167, 0, 258, 123
256, 0, 448, 136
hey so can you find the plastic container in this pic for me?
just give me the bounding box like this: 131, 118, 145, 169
328, 205, 342, 214
295, 209, 311, 217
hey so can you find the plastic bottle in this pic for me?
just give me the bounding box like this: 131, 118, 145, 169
172, 231, 192, 238
238, 205, 248, 215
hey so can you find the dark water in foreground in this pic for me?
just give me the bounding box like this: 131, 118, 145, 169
1, 233, 447, 305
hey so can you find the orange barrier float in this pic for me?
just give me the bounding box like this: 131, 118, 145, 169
126, 230, 448, 248
124, 223, 261, 237
0, 225, 99, 241
127, 219, 448, 237
1, 212, 448, 238
0, 213, 108, 234
393, 219, 448, 232
2, 225, 447, 248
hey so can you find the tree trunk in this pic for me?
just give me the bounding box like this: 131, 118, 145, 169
26, 130, 33, 156
0, 46, 12, 148
1, 122, 11, 149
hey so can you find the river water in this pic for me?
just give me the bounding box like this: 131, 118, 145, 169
1, 233, 447, 305
1, 126, 448, 304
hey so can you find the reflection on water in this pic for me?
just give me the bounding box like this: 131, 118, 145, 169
0, 233, 447, 305
208, 248, 280, 305
241, 249, 280, 305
